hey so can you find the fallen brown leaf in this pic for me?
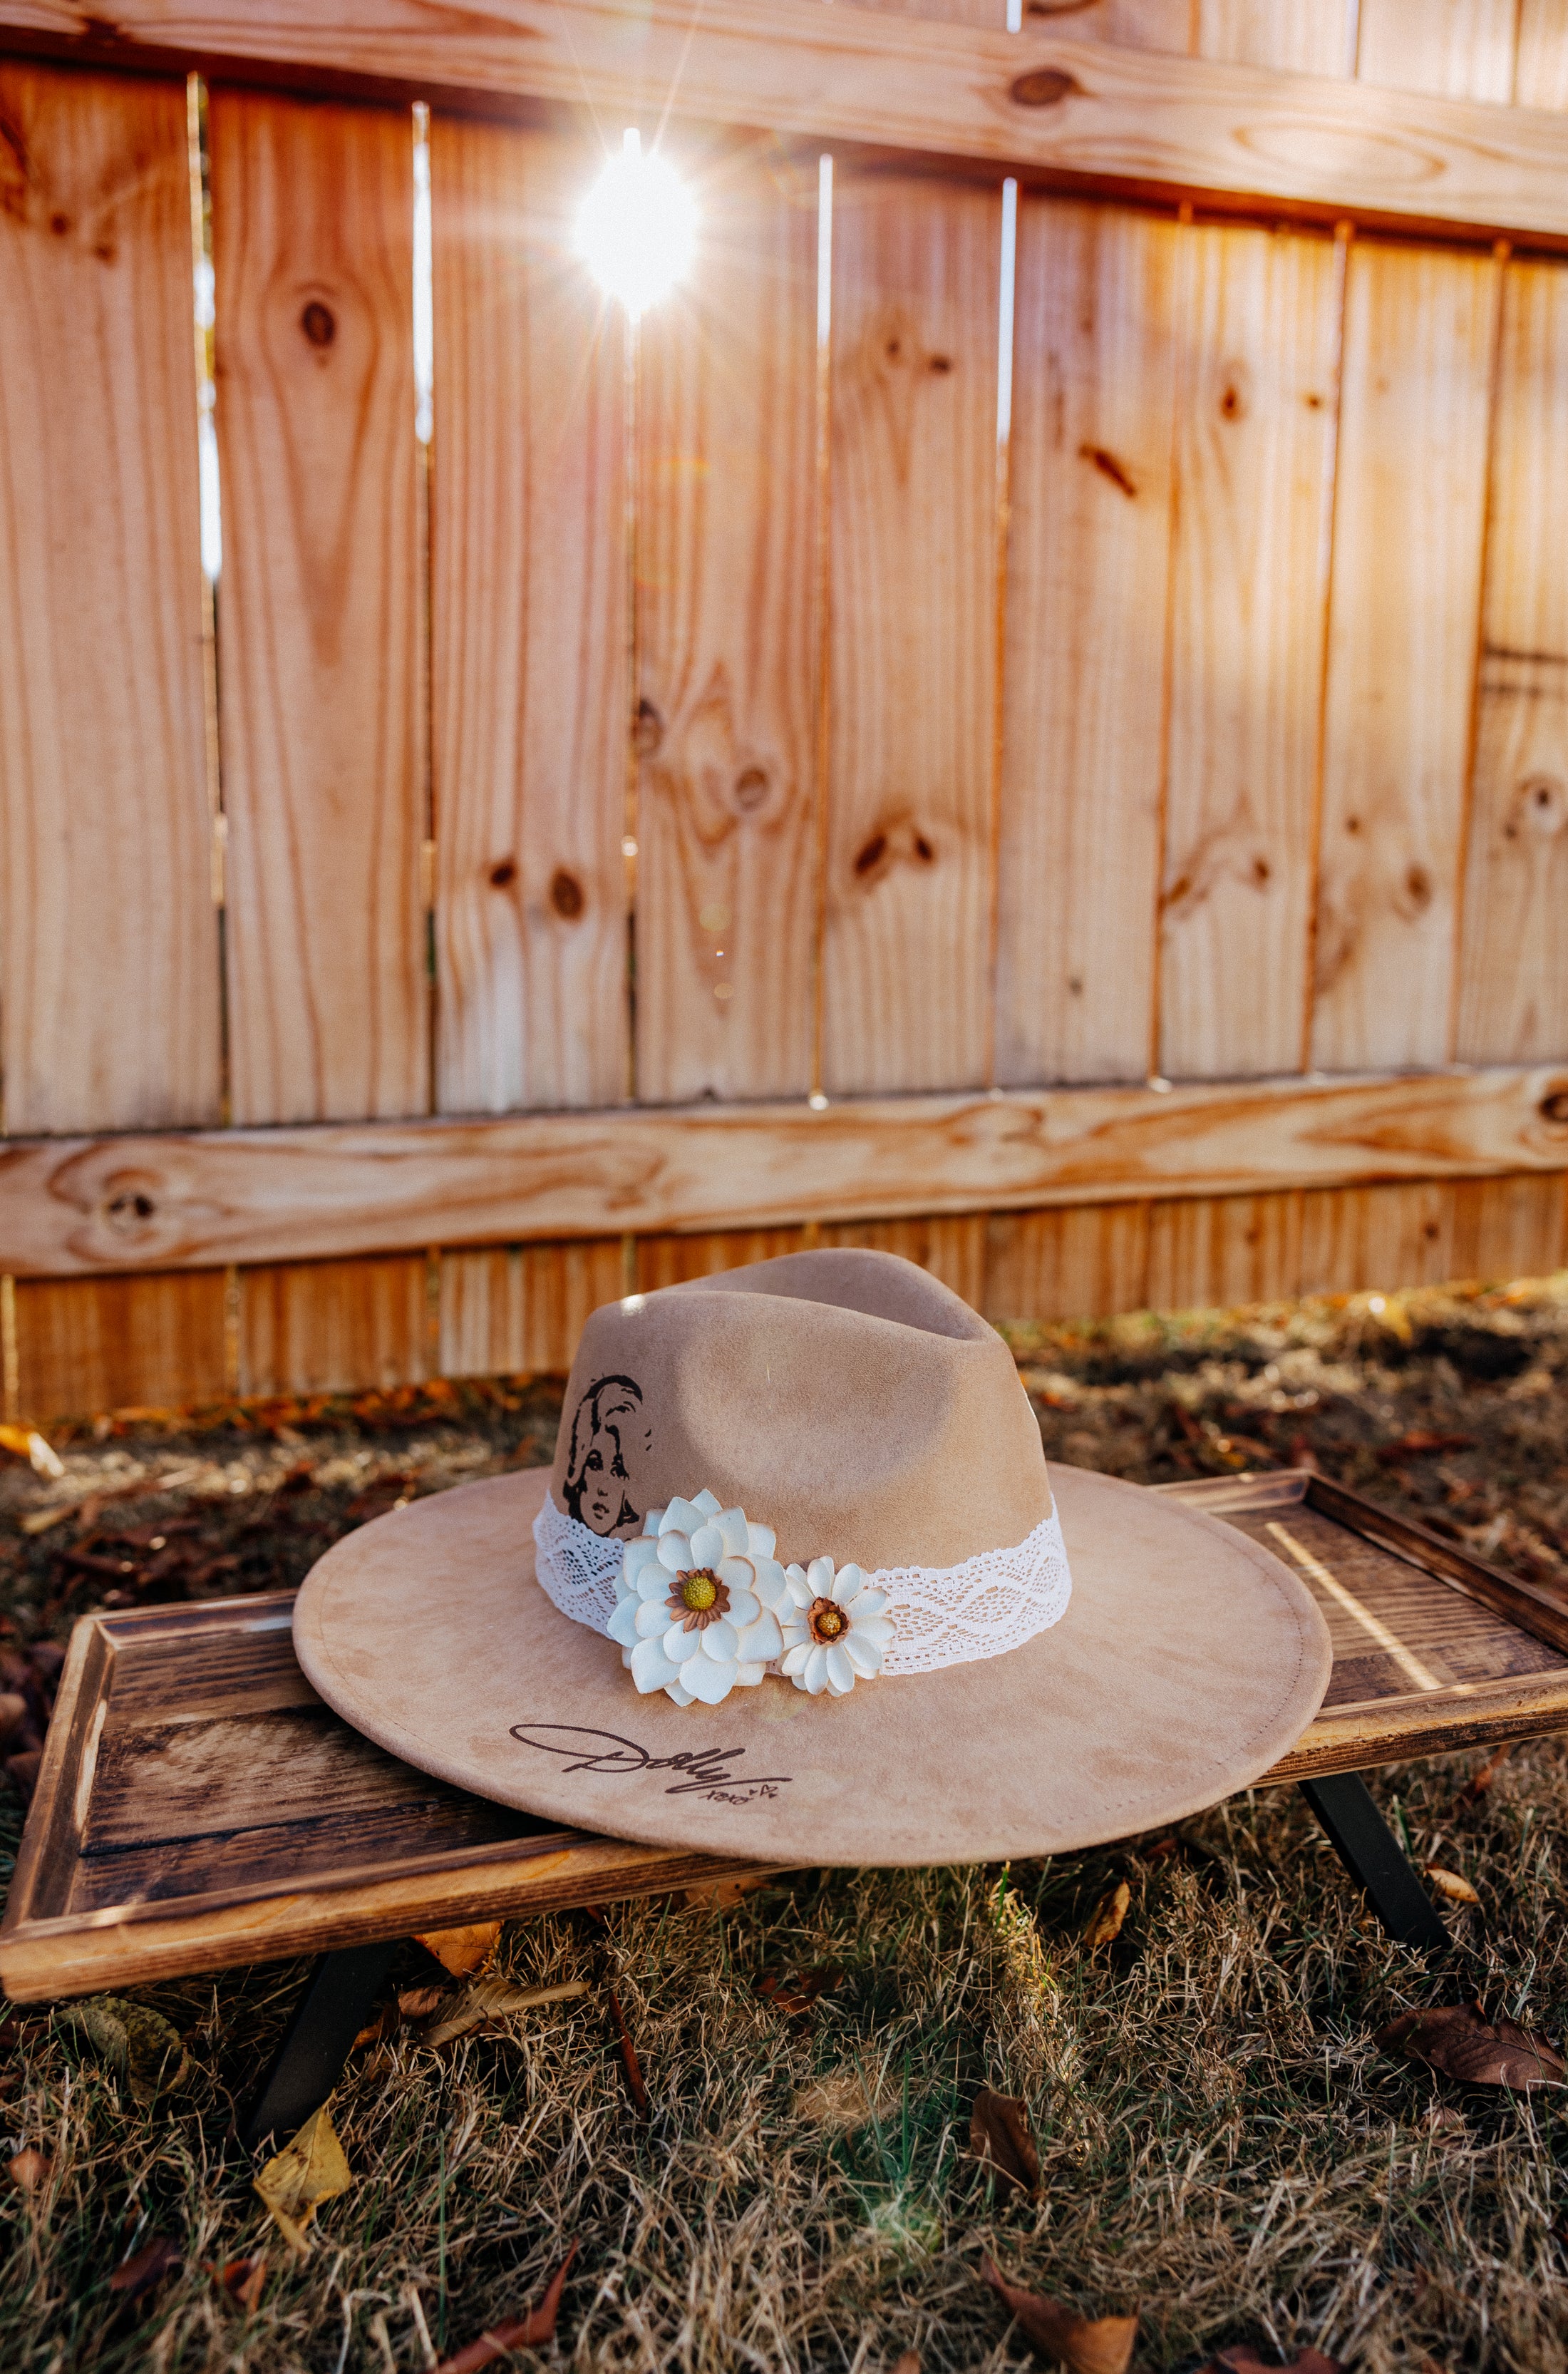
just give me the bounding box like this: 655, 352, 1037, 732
1424, 1865, 1480, 1907
421, 1976, 591, 2050
970, 2088, 1040, 2199
982, 2260, 1138, 2374
8, 2146, 50, 2191
683, 1871, 775, 1911
891, 2357, 922, 2374
756, 1966, 842, 2019
1458, 1740, 1517, 1806
413, 1921, 502, 1978
1376, 1429, 1475, 1466
207, 2253, 269, 2313
0, 1692, 30, 1751
1204, 2348, 1346, 2374
109, 2234, 182, 2301
605, 1983, 651, 2117
433, 2241, 578, 2373
4, 1748, 42, 1801
397, 1984, 448, 2022
1084, 1879, 1131, 1948
1378, 2001, 1566, 2089
253, 2102, 352, 2251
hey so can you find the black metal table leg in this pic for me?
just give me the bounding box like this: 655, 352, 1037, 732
1299, 1774, 1449, 1951
239, 1940, 398, 2152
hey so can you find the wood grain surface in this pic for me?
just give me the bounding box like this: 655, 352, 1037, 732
5, 1067, 1568, 1278
7, 1476, 1568, 2000
430, 113, 628, 1116
0, 63, 219, 1136
1160, 220, 1341, 1080
996, 197, 1179, 1086
1196, 1, 1357, 74
210, 88, 425, 1125
13, 1270, 229, 1418
9, 1, 1568, 245
1517, 1, 1568, 111
1457, 254, 1568, 1064
636, 143, 820, 1101
438, 1239, 625, 1378
237, 1255, 431, 1398
1356, 0, 1519, 103
1311, 240, 1499, 1072
823, 173, 1001, 1094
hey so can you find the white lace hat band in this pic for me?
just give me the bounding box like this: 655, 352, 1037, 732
532, 1487, 1073, 1680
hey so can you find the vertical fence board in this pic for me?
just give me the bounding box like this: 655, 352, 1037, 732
1356, 0, 1519, 99
439, 1240, 626, 1374
1160, 224, 1339, 1079
984, 1205, 1152, 1325
822, 1216, 988, 1310
1516, 1, 1568, 107
1145, 1190, 1305, 1310
14, 1273, 228, 1419
636, 150, 818, 1103
1195, 2, 1356, 72
1068, 1, 1195, 48
237, 1255, 430, 1397
1310, 242, 1496, 1072
210, 90, 424, 1126
1300, 1180, 1458, 1293
1450, 1172, 1568, 1281
634, 1228, 810, 1293
1457, 259, 1568, 1064
430, 115, 628, 1115
0, 64, 219, 1136
823, 175, 1000, 1096
998, 200, 1180, 1086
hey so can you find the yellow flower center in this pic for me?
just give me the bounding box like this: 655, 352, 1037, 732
681, 1568, 718, 1612
815, 1605, 845, 1639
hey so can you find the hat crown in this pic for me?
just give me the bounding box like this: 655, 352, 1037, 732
551, 1248, 1051, 1572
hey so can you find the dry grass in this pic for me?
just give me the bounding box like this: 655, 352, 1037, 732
3, 1275, 1568, 2371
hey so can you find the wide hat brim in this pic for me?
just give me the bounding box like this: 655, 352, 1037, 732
293, 1463, 1331, 1864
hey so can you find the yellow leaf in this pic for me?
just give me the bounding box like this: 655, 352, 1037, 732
1424, 1865, 1480, 1906
413, 1921, 502, 1977
0, 1425, 64, 1479
254, 2103, 352, 2252
1084, 1879, 1131, 1948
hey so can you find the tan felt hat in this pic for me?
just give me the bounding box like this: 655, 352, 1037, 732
294, 1250, 1331, 1861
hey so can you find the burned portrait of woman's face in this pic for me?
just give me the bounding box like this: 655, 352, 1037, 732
562, 1373, 649, 1536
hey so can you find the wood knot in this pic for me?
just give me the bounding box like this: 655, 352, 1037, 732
854, 832, 887, 878
1539, 1087, 1568, 1130
734, 766, 768, 814
1010, 66, 1080, 107
48, 210, 70, 237
634, 698, 664, 758
488, 857, 517, 889
550, 868, 585, 920
300, 299, 336, 348
913, 832, 935, 863
1220, 383, 1242, 420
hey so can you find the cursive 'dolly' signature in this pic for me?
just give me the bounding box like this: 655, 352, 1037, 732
509, 1722, 793, 1799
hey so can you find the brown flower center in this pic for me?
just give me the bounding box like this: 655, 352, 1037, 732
809, 1596, 846, 1643
681, 1568, 719, 1612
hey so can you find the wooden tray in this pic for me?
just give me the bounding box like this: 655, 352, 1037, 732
4, 1471, 1567, 2002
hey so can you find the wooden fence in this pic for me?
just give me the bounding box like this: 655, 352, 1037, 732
2, 0, 1568, 1417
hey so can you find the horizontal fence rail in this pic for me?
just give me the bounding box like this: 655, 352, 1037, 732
7, 0, 1568, 246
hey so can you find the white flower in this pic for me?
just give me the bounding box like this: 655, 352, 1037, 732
606, 1489, 787, 1707
778, 1556, 893, 1696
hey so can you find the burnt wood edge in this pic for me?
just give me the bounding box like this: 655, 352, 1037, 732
1262, 1683, 1568, 1783
0, 1854, 794, 2003
1, 1614, 114, 1935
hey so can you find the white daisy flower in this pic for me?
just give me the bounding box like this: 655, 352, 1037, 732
778, 1556, 893, 1697
607, 1487, 787, 1707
